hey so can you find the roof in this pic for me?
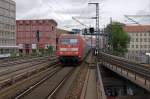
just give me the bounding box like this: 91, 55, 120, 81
0, 46, 18, 48
59, 34, 80, 38
56, 28, 71, 37
123, 25, 150, 33
16, 19, 57, 26
56, 28, 71, 34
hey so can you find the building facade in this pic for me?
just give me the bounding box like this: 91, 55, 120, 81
0, 0, 17, 58
124, 25, 150, 63
16, 19, 57, 55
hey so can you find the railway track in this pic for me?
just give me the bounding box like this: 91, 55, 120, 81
102, 53, 150, 78
0, 62, 60, 99
106, 57, 150, 78
0, 56, 53, 67
100, 53, 150, 92
0, 60, 47, 76
14, 67, 74, 99
0, 56, 52, 63
0, 57, 57, 79
0, 56, 57, 75
0, 53, 90, 99
0, 62, 89, 99
0, 57, 58, 90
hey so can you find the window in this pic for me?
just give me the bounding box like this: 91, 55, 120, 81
136, 38, 138, 42
132, 38, 134, 42
136, 45, 138, 48
52, 26, 54, 31
127, 44, 130, 48
2, 32, 4, 37
140, 33, 142, 36
144, 33, 147, 36
60, 38, 78, 45
136, 33, 138, 36
132, 45, 134, 48
144, 38, 147, 42
140, 38, 143, 42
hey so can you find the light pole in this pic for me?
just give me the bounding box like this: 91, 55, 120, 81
88, 3, 100, 49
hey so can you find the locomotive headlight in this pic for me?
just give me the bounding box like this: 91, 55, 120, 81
75, 52, 79, 54
60, 52, 63, 55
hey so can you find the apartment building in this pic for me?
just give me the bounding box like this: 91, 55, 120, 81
124, 25, 150, 63
0, 0, 17, 58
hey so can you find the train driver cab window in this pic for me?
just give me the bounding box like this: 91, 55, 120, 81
60, 38, 78, 45
70, 39, 77, 45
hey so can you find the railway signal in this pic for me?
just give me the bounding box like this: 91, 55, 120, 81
89, 27, 94, 34
82, 28, 95, 35
82, 28, 88, 35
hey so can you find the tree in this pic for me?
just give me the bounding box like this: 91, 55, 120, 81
47, 45, 54, 56
105, 22, 130, 56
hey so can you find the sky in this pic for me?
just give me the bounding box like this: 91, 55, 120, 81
14, 0, 150, 30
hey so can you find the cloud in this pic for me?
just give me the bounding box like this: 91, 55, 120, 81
15, 0, 150, 29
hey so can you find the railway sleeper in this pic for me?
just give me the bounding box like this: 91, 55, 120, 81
0, 63, 53, 90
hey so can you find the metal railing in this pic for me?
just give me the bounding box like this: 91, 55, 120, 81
100, 52, 150, 92
96, 63, 107, 99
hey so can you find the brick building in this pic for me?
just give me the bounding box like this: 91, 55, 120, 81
124, 25, 150, 63
0, 0, 17, 58
16, 19, 57, 54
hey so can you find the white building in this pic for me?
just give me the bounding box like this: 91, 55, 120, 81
124, 25, 150, 63
0, 0, 17, 58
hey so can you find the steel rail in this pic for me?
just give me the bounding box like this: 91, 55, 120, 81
47, 68, 74, 99
0, 63, 60, 99
101, 53, 150, 78
15, 66, 62, 99
0, 59, 59, 89
0, 56, 57, 67
104, 56, 150, 78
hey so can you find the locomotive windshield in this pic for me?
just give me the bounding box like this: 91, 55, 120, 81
60, 38, 78, 45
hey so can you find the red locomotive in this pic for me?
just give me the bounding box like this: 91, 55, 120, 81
57, 34, 89, 64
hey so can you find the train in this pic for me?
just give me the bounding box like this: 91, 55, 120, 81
56, 34, 89, 64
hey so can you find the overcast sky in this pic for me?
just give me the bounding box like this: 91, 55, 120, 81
14, 0, 150, 30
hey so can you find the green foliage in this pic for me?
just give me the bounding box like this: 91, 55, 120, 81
31, 49, 38, 56
47, 45, 54, 55
10, 53, 18, 58
105, 22, 130, 56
